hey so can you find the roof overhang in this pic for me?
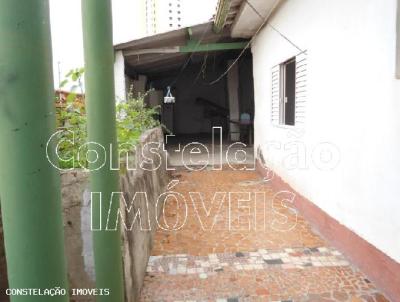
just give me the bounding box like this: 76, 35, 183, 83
213, 0, 244, 33
231, 0, 280, 38
214, 0, 281, 38
114, 22, 248, 76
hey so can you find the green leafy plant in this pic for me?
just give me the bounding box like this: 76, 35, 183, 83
55, 69, 87, 169
55, 70, 162, 169
116, 89, 161, 153
59, 68, 84, 96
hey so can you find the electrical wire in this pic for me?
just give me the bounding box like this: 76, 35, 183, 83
168, 24, 211, 87
245, 0, 303, 52
207, 0, 303, 85
191, 52, 209, 86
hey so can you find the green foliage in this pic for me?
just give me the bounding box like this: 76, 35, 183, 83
116, 90, 160, 153
56, 99, 87, 169
59, 68, 85, 103
55, 68, 87, 169
55, 69, 161, 169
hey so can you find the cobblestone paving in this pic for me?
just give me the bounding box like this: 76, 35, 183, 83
140, 169, 391, 302
146, 247, 350, 276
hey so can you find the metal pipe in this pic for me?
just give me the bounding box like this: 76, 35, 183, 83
0, 0, 69, 301
81, 1, 125, 301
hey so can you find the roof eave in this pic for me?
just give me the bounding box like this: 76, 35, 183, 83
213, 0, 231, 33
232, 0, 281, 38
217, 0, 281, 39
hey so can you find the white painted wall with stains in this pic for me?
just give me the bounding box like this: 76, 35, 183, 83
252, 0, 400, 263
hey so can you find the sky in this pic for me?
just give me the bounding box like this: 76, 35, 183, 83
49, 0, 218, 89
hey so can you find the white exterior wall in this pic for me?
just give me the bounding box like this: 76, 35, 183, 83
114, 51, 127, 103
252, 0, 400, 263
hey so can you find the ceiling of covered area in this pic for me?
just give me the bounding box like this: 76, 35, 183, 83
113, 0, 281, 77
114, 22, 247, 77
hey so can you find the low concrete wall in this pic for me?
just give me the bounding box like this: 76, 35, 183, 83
61, 171, 94, 301
62, 127, 169, 302
119, 128, 170, 301
0, 127, 169, 302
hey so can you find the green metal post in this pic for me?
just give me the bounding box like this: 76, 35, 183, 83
179, 41, 248, 53
81, 1, 125, 302
0, 1, 69, 301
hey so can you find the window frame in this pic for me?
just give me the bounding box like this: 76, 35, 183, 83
271, 51, 307, 128
279, 57, 296, 126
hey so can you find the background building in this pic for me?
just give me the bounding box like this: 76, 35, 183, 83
142, 0, 185, 35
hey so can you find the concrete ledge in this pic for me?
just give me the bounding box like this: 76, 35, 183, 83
256, 159, 400, 302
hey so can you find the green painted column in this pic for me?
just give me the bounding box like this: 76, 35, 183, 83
0, 1, 69, 301
81, 1, 125, 302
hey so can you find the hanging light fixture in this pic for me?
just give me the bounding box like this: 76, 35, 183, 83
164, 86, 175, 103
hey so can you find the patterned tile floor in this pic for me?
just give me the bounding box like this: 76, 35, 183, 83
140, 169, 391, 302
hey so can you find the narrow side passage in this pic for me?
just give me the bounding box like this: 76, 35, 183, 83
140, 169, 390, 302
